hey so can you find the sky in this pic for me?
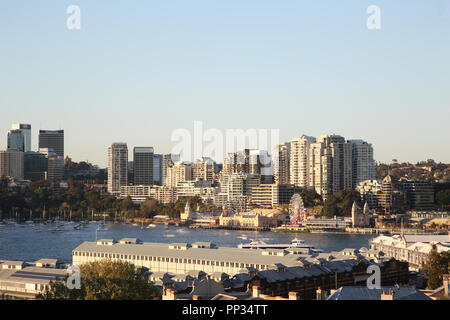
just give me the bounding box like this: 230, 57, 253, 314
0, 1, 449, 167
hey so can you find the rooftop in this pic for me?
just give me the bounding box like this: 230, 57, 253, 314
327, 286, 432, 300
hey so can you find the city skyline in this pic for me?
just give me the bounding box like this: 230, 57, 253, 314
1, 1, 450, 166
0, 123, 448, 168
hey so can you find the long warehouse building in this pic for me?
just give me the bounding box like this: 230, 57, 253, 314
73, 239, 324, 275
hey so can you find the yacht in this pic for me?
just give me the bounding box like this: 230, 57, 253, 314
238, 238, 323, 252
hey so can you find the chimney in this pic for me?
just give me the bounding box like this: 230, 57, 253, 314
443, 274, 450, 298
163, 288, 177, 300
289, 291, 299, 300
316, 287, 327, 300
381, 290, 395, 300
252, 285, 260, 298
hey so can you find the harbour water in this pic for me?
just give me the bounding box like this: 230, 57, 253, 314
0, 222, 376, 264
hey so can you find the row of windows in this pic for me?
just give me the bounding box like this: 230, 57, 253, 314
73, 251, 268, 270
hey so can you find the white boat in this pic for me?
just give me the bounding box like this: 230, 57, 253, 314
238, 238, 323, 252
146, 224, 156, 228
97, 225, 108, 231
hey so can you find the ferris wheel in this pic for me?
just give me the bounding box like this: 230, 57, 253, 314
289, 193, 305, 225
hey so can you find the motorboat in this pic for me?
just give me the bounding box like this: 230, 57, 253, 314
238, 237, 323, 252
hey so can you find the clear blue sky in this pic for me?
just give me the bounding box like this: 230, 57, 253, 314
1, 1, 449, 167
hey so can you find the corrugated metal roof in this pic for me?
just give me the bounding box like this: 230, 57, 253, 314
327, 286, 432, 300
73, 241, 305, 266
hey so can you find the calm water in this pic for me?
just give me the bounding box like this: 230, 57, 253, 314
0, 222, 376, 264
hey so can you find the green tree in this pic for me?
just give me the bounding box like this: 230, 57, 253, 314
140, 199, 157, 217
322, 189, 362, 217
37, 260, 161, 300
299, 189, 322, 207
36, 276, 83, 300
422, 245, 450, 290
436, 190, 450, 206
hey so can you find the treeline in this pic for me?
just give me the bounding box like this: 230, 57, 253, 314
0, 178, 218, 221
321, 189, 362, 217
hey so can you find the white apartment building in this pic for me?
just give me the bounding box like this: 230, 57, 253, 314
176, 181, 218, 204
192, 157, 216, 182
108, 143, 128, 195
290, 135, 315, 188
309, 135, 352, 199
165, 161, 192, 187
349, 140, 376, 188
120, 185, 158, 203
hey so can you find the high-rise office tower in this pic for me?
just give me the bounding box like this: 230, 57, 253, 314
11, 124, 31, 152
0, 149, 24, 179
24, 151, 48, 181
108, 143, 128, 195
133, 147, 154, 186
309, 135, 352, 199
153, 154, 163, 185
7, 129, 25, 152
39, 130, 64, 157
289, 135, 315, 187
39, 148, 64, 182
348, 139, 376, 188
